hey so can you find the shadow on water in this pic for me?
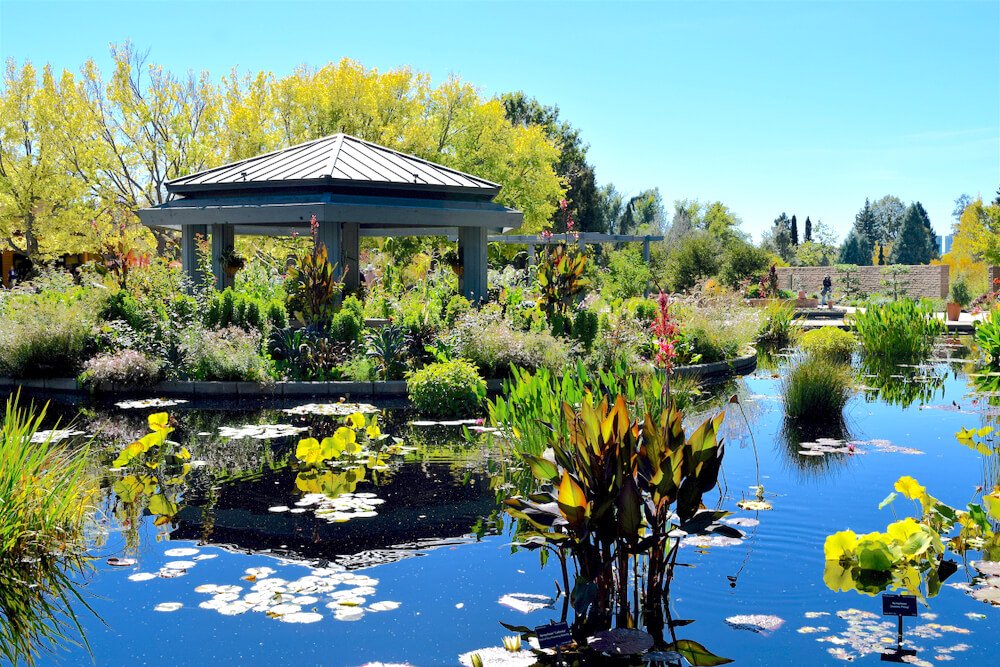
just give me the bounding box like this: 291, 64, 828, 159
777, 416, 855, 479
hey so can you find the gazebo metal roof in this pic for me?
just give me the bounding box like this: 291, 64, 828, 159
138, 134, 516, 301
167, 133, 501, 198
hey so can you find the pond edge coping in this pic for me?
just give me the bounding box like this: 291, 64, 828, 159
0, 351, 757, 400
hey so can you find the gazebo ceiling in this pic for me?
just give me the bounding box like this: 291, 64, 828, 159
167, 133, 501, 199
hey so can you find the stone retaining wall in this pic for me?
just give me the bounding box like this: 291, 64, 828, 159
775, 265, 948, 299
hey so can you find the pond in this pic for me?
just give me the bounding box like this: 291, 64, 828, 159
18, 342, 1000, 666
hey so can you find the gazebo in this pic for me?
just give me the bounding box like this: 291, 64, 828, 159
137, 134, 523, 301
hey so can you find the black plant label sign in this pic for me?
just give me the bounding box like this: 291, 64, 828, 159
535, 621, 573, 649
882, 594, 918, 617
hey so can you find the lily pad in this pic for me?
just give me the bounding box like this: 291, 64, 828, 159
154, 602, 183, 612
725, 614, 785, 634
164, 548, 200, 557
497, 593, 554, 614
587, 628, 654, 655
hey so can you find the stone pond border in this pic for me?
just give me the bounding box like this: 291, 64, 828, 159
0, 351, 757, 401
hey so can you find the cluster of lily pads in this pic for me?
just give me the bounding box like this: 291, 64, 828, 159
270, 491, 385, 523
116, 398, 188, 409
797, 437, 923, 457
282, 402, 378, 417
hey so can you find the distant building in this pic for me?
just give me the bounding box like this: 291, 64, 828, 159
941, 233, 954, 255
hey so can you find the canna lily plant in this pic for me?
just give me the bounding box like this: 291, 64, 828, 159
502, 393, 733, 661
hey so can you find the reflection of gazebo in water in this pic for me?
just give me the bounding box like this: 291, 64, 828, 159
137, 134, 523, 302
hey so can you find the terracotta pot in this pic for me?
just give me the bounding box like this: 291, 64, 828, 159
946, 302, 961, 321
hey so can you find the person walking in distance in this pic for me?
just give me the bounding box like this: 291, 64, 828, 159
820, 274, 832, 308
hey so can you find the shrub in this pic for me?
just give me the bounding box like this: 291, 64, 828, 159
81, 350, 163, 388
587, 315, 655, 374
950, 278, 971, 308
451, 313, 572, 377
800, 327, 855, 363
365, 324, 409, 381
603, 246, 651, 299
181, 326, 271, 382
444, 294, 471, 327
205, 287, 286, 333
783, 356, 852, 420
664, 231, 720, 292
674, 298, 761, 364
341, 294, 365, 323
849, 299, 944, 363
329, 309, 363, 344
718, 240, 772, 289
407, 359, 486, 418
572, 309, 600, 351
627, 298, 658, 325
0, 300, 95, 378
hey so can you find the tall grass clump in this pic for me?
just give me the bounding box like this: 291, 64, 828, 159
755, 300, 799, 349
0, 394, 97, 665
0, 300, 96, 378
849, 299, 944, 363
800, 327, 855, 363
783, 357, 852, 420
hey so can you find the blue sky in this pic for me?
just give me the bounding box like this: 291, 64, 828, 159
2, 0, 998, 242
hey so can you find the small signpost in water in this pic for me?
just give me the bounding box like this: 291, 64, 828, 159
880, 594, 918, 662
535, 621, 573, 665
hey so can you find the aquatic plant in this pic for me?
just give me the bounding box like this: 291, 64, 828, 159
406, 360, 486, 418
0, 394, 97, 666
799, 327, 855, 363
782, 357, 852, 420
501, 394, 732, 663
294, 411, 389, 467
975, 306, 1000, 366
822, 474, 999, 599
848, 299, 944, 363
364, 324, 408, 381
755, 300, 799, 349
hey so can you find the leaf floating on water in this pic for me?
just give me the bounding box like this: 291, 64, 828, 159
587, 628, 654, 655
106, 557, 136, 567
736, 500, 772, 511
282, 611, 324, 624
723, 517, 759, 527
497, 593, 554, 614
164, 548, 200, 557
724, 614, 785, 634
193, 554, 217, 561
128, 572, 156, 582
334, 607, 365, 622
268, 506, 290, 513
965, 612, 987, 620
283, 402, 378, 417
218, 424, 308, 440
154, 602, 183, 612
116, 398, 188, 409
163, 561, 196, 570
458, 647, 537, 667
367, 601, 401, 612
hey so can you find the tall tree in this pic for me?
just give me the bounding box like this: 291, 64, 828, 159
889, 204, 934, 264
953, 194, 973, 222
762, 212, 794, 262
790, 214, 799, 246
911, 201, 938, 260
838, 228, 868, 265
850, 199, 877, 265
871, 195, 906, 244
594, 183, 625, 237
618, 188, 665, 235
804, 216, 812, 242
502, 92, 600, 232
666, 199, 699, 245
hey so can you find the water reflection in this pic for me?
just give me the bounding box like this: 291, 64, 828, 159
777, 417, 854, 478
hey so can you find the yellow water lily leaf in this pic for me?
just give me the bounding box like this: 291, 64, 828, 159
346, 412, 366, 429
333, 426, 360, 455
822, 561, 856, 593
984, 492, 1000, 522
366, 416, 381, 439
296, 437, 323, 465
886, 517, 922, 544
894, 476, 926, 502
148, 412, 170, 432
824, 530, 859, 562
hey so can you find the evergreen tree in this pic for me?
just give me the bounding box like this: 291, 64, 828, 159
764, 213, 794, 263
877, 245, 886, 266
804, 216, 812, 242
838, 229, 869, 265
852, 200, 877, 264
912, 201, 938, 260
791, 214, 799, 246
889, 204, 934, 264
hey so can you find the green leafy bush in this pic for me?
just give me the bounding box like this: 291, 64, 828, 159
571, 309, 599, 351
664, 231, 720, 292
783, 356, 852, 420
718, 240, 772, 289
444, 294, 471, 327
950, 278, 971, 308
181, 326, 271, 382
602, 246, 651, 299
329, 309, 363, 344
81, 350, 163, 388
800, 327, 855, 363
849, 299, 944, 363
205, 287, 286, 332
407, 359, 486, 417
0, 300, 95, 378
451, 312, 572, 377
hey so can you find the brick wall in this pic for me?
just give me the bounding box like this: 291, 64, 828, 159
774, 265, 949, 299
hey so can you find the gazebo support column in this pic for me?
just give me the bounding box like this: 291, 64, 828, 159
459, 226, 488, 302
181, 224, 207, 286
210, 224, 235, 290
342, 222, 360, 293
